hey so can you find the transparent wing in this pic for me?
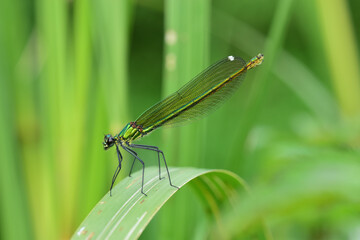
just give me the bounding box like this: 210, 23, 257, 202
136, 56, 247, 130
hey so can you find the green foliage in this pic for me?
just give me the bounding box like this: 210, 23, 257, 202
1, 0, 360, 239
72, 167, 249, 239
212, 150, 360, 239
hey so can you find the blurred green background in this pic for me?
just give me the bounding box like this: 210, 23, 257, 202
1, 0, 360, 239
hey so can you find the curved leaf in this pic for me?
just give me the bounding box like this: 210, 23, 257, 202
210, 155, 360, 239
72, 167, 248, 240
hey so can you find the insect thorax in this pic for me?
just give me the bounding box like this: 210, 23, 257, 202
116, 122, 144, 142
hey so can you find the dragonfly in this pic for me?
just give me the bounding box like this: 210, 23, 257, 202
103, 53, 264, 196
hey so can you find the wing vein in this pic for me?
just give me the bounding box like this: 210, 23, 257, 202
136, 56, 248, 134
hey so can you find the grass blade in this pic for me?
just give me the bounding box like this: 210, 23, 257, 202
72, 167, 248, 239
211, 152, 360, 239
316, 0, 360, 118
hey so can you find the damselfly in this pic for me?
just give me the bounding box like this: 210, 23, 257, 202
104, 53, 264, 196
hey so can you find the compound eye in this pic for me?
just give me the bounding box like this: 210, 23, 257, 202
104, 134, 115, 145
104, 134, 109, 141
103, 134, 115, 150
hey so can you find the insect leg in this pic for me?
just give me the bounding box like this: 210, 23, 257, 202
122, 146, 147, 196
109, 145, 123, 196
129, 144, 178, 189
128, 144, 162, 180
129, 155, 137, 177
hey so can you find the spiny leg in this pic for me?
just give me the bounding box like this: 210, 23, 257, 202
128, 144, 163, 180
129, 155, 137, 177
110, 145, 123, 196
110, 165, 120, 196
128, 143, 178, 189
112, 165, 121, 184
122, 146, 148, 196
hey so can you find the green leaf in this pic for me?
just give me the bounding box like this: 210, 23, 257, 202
72, 167, 247, 240
210, 154, 360, 239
